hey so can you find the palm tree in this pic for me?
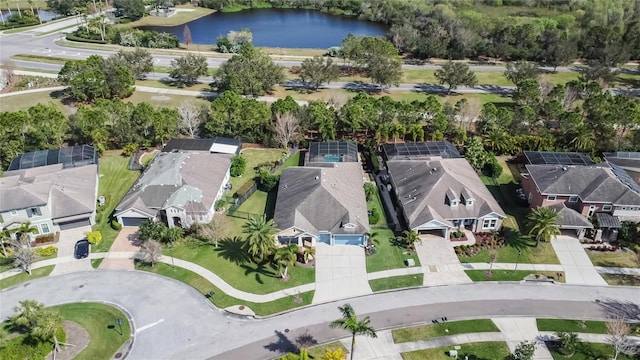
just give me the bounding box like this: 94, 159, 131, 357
243, 215, 278, 261
14, 221, 38, 248
274, 244, 298, 279
0, 228, 12, 257
303, 247, 315, 264
329, 303, 377, 360
32, 309, 65, 355
11, 299, 44, 331
397, 230, 421, 251
162, 226, 184, 246
555, 331, 579, 356
527, 207, 561, 247
569, 123, 595, 152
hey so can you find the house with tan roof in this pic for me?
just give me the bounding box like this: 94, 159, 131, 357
383, 142, 506, 237
273, 142, 369, 246
0, 146, 99, 239
114, 138, 238, 228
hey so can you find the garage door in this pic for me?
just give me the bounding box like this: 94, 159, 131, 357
121, 217, 148, 227
58, 218, 91, 230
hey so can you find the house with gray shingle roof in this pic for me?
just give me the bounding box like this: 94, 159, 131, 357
274, 143, 369, 246
114, 139, 237, 228
522, 164, 640, 239
0, 161, 98, 239
386, 156, 506, 237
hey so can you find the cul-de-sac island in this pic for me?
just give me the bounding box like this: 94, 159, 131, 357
1, 1, 640, 359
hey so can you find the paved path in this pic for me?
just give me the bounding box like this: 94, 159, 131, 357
312, 244, 372, 304
494, 317, 554, 359
341, 330, 403, 360
415, 238, 472, 286
552, 237, 607, 285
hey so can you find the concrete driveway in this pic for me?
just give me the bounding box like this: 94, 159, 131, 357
551, 236, 607, 285
312, 244, 372, 304
99, 227, 141, 270
415, 237, 472, 286
49, 225, 93, 275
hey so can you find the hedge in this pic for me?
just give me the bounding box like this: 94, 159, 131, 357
65, 33, 108, 44
234, 180, 256, 198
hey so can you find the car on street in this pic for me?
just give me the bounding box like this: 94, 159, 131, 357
74, 239, 90, 259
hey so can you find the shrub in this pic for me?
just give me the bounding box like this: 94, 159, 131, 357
111, 220, 123, 230
259, 170, 279, 192
230, 155, 247, 177
122, 143, 138, 157
66, 33, 108, 44
86, 231, 102, 245
215, 199, 226, 211
234, 180, 256, 198
368, 208, 380, 224
35, 246, 58, 257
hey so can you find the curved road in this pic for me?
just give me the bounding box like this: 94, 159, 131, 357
2, 271, 639, 360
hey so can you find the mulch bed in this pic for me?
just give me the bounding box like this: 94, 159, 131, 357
46, 321, 90, 360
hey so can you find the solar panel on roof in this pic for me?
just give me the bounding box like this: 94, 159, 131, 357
608, 162, 640, 194
524, 151, 594, 166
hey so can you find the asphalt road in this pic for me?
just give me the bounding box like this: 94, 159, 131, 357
2, 271, 639, 360
0, 30, 621, 73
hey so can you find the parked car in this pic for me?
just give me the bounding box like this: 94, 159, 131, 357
74, 239, 90, 259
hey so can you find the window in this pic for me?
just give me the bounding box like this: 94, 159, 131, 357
28, 207, 41, 217
547, 195, 557, 201
568, 196, 579, 203
450, 200, 459, 207
602, 205, 612, 212
466, 199, 474, 206
482, 219, 497, 229
40, 224, 50, 234
10, 210, 17, 215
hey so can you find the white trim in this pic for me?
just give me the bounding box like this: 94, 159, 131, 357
547, 195, 557, 201
482, 218, 498, 230
568, 196, 579, 203
602, 205, 612, 212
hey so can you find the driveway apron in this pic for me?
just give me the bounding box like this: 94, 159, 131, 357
551, 237, 607, 285
312, 244, 372, 304
49, 225, 93, 275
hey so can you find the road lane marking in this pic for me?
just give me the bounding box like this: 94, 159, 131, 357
136, 318, 165, 334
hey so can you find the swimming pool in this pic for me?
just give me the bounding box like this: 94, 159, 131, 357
323, 155, 342, 162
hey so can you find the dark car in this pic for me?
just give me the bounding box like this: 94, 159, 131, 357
74, 240, 90, 259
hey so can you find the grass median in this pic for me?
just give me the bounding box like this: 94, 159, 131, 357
536, 319, 608, 334
401, 341, 509, 360
392, 319, 499, 343
465, 270, 565, 282
369, 274, 423, 292
0, 265, 55, 290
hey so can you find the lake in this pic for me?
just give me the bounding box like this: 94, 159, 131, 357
0, 9, 59, 22
141, 8, 388, 49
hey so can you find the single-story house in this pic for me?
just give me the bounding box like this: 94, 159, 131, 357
114, 138, 238, 228
0, 146, 99, 238
383, 142, 506, 237
274, 142, 369, 246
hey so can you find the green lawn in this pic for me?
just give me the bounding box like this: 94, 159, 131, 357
367, 187, 387, 227
459, 236, 559, 264
392, 319, 499, 343
586, 249, 640, 268
136, 262, 313, 316
601, 273, 640, 286
92, 150, 141, 253
274, 151, 302, 175
168, 239, 314, 294
236, 190, 269, 215
51, 303, 131, 360
308, 341, 349, 359
230, 148, 287, 190
369, 274, 423, 292
366, 228, 420, 273
536, 319, 608, 334
465, 270, 564, 282
548, 342, 636, 360
401, 341, 510, 360
0, 266, 54, 290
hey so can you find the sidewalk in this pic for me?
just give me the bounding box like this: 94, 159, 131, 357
493, 317, 553, 359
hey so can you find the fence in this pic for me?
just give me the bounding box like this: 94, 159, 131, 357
227, 204, 261, 220
128, 151, 143, 171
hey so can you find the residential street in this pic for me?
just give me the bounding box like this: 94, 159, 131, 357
2, 271, 639, 359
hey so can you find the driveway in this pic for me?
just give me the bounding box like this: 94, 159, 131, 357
415, 237, 472, 286
551, 236, 607, 285
49, 225, 93, 275
99, 227, 141, 270
312, 244, 372, 304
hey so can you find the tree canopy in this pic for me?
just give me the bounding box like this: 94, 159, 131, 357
216, 44, 285, 96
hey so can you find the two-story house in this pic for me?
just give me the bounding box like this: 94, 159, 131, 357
0, 146, 99, 240
522, 164, 640, 238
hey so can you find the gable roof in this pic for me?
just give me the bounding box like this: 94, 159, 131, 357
525, 164, 640, 205
386, 158, 505, 229
548, 203, 593, 229
0, 163, 97, 219
274, 163, 369, 236
115, 151, 232, 218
